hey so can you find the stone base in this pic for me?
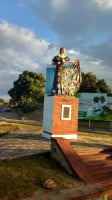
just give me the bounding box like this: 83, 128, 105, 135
51, 140, 73, 175
42, 95, 79, 139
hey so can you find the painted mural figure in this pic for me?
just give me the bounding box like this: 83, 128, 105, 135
87, 96, 103, 116
51, 47, 82, 96
99, 96, 112, 115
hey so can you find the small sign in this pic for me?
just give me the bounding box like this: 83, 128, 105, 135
61, 105, 71, 120
78, 111, 87, 118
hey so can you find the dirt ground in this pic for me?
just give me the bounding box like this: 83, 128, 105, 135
0, 109, 112, 200
1, 107, 112, 133
0, 120, 111, 160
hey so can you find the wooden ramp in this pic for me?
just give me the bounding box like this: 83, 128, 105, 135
51, 137, 112, 199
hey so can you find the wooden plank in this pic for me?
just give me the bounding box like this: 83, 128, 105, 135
91, 167, 112, 178
51, 140, 112, 199
64, 147, 112, 200
86, 159, 112, 169
102, 148, 112, 153
98, 174, 112, 184
91, 166, 112, 175
81, 154, 112, 161
101, 177, 112, 186
93, 172, 112, 179
77, 149, 103, 155
77, 148, 112, 156
52, 137, 97, 184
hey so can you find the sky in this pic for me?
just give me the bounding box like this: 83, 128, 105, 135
0, 0, 112, 100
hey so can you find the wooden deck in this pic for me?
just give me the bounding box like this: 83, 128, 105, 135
51, 137, 112, 199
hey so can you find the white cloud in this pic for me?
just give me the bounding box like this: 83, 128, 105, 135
50, 0, 68, 10
0, 21, 58, 99
0, 19, 111, 99
94, 0, 112, 9
23, 0, 112, 90
0, 21, 49, 56
24, 0, 112, 49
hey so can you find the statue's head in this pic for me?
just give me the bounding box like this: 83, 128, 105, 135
59, 47, 65, 54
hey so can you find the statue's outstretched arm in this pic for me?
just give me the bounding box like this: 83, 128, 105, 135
69, 60, 79, 63
65, 60, 79, 64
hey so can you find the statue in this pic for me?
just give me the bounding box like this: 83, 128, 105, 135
51, 47, 82, 96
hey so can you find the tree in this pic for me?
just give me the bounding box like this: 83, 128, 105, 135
79, 72, 97, 92
8, 71, 45, 110
79, 72, 111, 93
96, 79, 111, 93
0, 98, 5, 104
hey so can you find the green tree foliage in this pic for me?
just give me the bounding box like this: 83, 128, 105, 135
8, 71, 45, 110
79, 72, 111, 93
0, 98, 5, 104
96, 79, 111, 93
0, 98, 5, 103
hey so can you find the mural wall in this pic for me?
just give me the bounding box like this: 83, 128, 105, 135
78, 93, 112, 121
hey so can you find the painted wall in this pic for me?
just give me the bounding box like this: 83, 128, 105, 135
78, 93, 112, 121
45, 67, 55, 94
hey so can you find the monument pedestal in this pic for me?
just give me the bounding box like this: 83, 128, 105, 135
42, 95, 78, 139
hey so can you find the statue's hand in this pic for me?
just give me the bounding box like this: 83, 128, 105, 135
69, 60, 79, 63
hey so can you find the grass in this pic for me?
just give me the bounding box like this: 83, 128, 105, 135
0, 122, 42, 137
0, 123, 19, 137
0, 152, 84, 200
86, 194, 109, 200
0, 121, 111, 199
0, 123, 19, 133
86, 196, 108, 200
85, 115, 112, 121
78, 131, 112, 138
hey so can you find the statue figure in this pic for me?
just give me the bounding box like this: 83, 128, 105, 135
51, 47, 82, 96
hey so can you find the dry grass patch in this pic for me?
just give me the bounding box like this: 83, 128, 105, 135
0, 152, 84, 200
78, 131, 112, 145
0, 122, 42, 137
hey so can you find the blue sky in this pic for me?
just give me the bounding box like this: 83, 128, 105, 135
0, 0, 58, 42
0, 0, 112, 99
